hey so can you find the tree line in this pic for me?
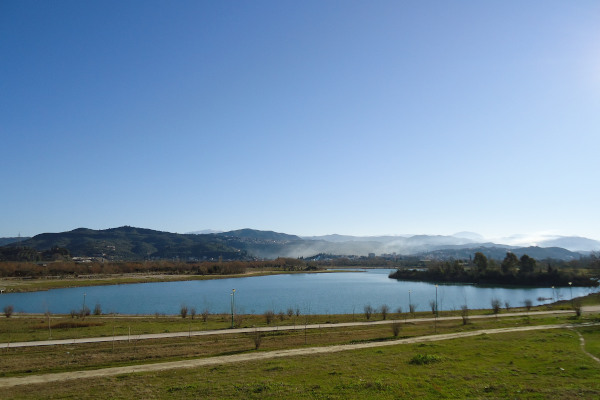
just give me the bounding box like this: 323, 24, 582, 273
0, 257, 319, 278
389, 252, 599, 287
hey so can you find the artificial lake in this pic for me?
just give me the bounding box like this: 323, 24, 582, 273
0, 269, 596, 315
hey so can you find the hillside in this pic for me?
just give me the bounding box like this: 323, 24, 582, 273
1, 227, 593, 261
10, 226, 246, 261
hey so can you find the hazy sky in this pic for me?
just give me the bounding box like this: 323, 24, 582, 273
2, 1, 599, 239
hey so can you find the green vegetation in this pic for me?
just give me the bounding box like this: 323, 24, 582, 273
2, 314, 599, 399
390, 252, 599, 287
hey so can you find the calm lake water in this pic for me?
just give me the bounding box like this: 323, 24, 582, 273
0, 269, 596, 315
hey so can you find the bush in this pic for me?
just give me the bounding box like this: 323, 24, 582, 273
180, 305, 188, 319
391, 322, 401, 337
524, 299, 533, 311
287, 308, 294, 317
190, 307, 197, 320
573, 301, 582, 317
3, 304, 14, 318
252, 328, 262, 350
93, 303, 102, 316
409, 354, 442, 365
278, 311, 285, 321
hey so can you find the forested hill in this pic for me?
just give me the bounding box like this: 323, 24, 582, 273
6, 226, 246, 261
0, 226, 594, 262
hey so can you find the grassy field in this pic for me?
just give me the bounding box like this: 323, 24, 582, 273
1, 294, 598, 399
3, 324, 600, 399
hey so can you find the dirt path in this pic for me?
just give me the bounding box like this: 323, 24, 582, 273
572, 329, 600, 364
1, 322, 598, 389
1, 308, 587, 349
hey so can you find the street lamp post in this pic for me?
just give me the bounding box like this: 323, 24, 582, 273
435, 284, 438, 317
435, 284, 438, 333
82, 293, 86, 319
568, 282, 573, 308
230, 289, 236, 328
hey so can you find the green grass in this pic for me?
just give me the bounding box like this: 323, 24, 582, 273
4, 328, 600, 399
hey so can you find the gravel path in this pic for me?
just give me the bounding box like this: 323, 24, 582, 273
1, 308, 585, 349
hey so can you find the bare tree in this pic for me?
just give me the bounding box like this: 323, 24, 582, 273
190, 307, 197, 320
93, 303, 102, 316
391, 322, 401, 337
429, 300, 437, 315
504, 301, 510, 312
461, 305, 469, 325
287, 308, 294, 317
252, 328, 262, 350
409, 303, 416, 315
180, 305, 188, 319
201, 308, 210, 322
380, 304, 390, 320
3, 304, 14, 318
491, 298, 501, 316
264, 310, 275, 324
524, 299, 533, 312
364, 304, 373, 320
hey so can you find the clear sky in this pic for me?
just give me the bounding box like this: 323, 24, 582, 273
1, 1, 599, 240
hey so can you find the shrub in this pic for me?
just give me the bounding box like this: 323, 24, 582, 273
278, 311, 285, 321
252, 328, 262, 350
391, 322, 401, 337
573, 301, 582, 317
3, 304, 14, 318
409, 303, 416, 315
504, 301, 511, 311
190, 307, 197, 320
287, 308, 294, 317
395, 306, 403, 315
409, 354, 442, 365
524, 299, 533, 312
93, 303, 102, 316
180, 305, 188, 319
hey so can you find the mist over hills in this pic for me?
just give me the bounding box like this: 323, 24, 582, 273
2, 226, 598, 262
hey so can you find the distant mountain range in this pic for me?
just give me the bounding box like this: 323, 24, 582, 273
1, 227, 598, 261
0, 237, 31, 246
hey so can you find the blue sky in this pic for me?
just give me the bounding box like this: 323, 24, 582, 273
2, 1, 599, 239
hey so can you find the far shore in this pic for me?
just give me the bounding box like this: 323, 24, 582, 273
0, 268, 357, 293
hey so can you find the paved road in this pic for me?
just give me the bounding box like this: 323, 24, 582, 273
1, 322, 598, 389
3, 307, 596, 349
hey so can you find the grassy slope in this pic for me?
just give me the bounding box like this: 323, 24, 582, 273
4, 327, 600, 399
